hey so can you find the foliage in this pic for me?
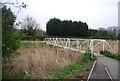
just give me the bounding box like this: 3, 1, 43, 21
2, 6, 21, 57
21, 41, 45, 48
46, 18, 88, 37
88, 29, 98, 37
46, 36, 119, 40
21, 35, 119, 42
47, 49, 96, 79
46, 18, 117, 38
100, 50, 120, 61
88, 28, 117, 38
22, 36, 45, 41
48, 61, 83, 79
20, 35, 119, 41
81, 48, 96, 63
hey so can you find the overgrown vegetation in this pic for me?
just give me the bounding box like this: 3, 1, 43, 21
20, 41, 45, 48
47, 48, 96, 79
3, 42, 82, 79
100, 50, 120, 61
3, 41, 96, 79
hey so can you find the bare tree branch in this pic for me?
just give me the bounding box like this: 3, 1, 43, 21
0, 0, 27, 8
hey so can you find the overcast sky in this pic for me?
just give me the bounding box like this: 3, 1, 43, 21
9, 0, 120, 31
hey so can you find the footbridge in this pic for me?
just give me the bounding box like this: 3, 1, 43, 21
45, 38, 118, 55
45, 38, 119, 80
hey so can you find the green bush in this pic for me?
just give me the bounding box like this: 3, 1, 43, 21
81, 48, 96, 63
2, 6, 21, 57
100, 50, 120, 61
2, 31, 21, 57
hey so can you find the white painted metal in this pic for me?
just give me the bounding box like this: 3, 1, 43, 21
45, 38, 117, 54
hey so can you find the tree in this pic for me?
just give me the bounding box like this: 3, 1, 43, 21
46, 18, 88, 37
46, 18, 61, 36
20, 16, 39, 36
2, 5, 21, 57
88, 29, 98, 37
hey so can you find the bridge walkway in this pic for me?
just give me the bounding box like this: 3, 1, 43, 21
89, 53, 119, 81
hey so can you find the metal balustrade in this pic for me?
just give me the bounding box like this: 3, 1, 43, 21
45, 38, 118, 54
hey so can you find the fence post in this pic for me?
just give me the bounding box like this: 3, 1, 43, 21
103, 40, 105, 51
68, 39, 70, 49
91, 40, 94, 53
91, 40, 94, 59
89, 40, 93, 53
56, 38, 58, 46
76, 39, 79, 49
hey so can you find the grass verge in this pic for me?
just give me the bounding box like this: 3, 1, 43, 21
46, 50, 96, 79
47, 60, 94, 79
21, 41, 45, 48
100, 50, 120, 61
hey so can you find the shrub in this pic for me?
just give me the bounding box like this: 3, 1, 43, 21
2, 31, 21, 57
2, 6, 22, 57
81, 48, 96, 63
100, 50, 120, 61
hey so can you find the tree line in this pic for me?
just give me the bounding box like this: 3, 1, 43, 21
46, 18, 88, 37
46, 18, 117, 38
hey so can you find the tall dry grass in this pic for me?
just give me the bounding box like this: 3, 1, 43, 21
11, 43, 82, 79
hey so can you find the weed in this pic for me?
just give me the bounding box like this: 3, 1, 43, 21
21, 41, 35, 48
47, 49, 95, 79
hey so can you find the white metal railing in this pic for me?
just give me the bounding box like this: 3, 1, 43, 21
45, 38, 118, 54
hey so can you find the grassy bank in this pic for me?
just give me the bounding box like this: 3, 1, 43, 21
47, 49, 96, 79
100, 50, 120, 61
3, 41, 95, 79
47, 59, 94, 79
3, 41, 82, 79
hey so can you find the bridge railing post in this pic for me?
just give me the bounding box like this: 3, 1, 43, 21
56, 38, 58, 46
102, 40, 106, 51
76, 39, 79, 51
68, 39, 70, 49
89, 39, 94, 59
89, 39, 94, 53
